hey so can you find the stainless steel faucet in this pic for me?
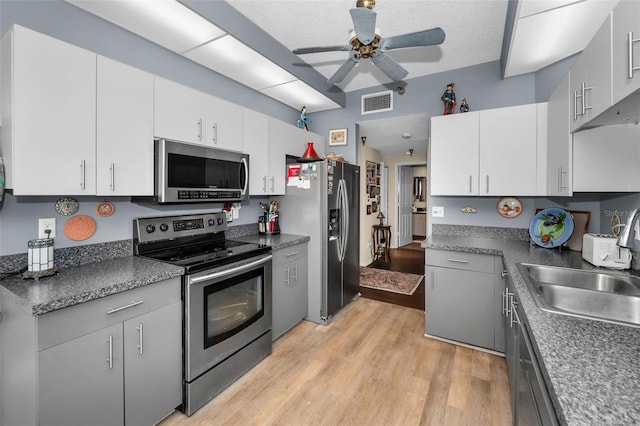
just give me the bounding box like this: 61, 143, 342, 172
617, 208, 640, 248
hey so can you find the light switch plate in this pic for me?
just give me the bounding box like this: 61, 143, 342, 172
432, 206, 444, 218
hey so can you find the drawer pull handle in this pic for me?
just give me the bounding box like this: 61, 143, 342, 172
285, 251, 299, 257
106, 300, 144, 315
137, 323, 144, 355
446, 258, 469, 264
107, 334, 113, 369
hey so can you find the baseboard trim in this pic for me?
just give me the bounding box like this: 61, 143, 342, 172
423, 333, 505, 357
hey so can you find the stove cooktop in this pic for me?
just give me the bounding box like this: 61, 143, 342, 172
133, 212, 271, 273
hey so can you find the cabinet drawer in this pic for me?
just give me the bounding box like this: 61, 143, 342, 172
426, 249, 495, 273
273, 243, 308, 264
38, 278, 180, 351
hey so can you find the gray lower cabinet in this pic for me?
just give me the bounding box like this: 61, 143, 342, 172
425, 249, 506, 352
272, 242, 308, 340
1, 277, 182, 426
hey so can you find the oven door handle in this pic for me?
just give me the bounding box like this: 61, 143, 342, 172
187, 254, 272, 285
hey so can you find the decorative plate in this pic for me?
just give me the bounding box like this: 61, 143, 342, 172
529, 208, 574, 248
497, 197, 522, 218
96, 201, 115, 217
63, 215, 96, 241
55, 197, 79, 216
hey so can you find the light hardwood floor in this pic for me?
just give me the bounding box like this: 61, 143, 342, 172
161, 298, 512, 426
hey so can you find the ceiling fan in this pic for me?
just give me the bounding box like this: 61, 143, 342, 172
292, 0, 446, 85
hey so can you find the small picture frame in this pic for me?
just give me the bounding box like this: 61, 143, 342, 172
366, 161, 377, 185
368, 185, 376, 199
371, 202, 378, 213
329, 128, 347, 146
366, 204, 372, 215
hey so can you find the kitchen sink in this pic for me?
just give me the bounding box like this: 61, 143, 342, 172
517, 263, 640, 327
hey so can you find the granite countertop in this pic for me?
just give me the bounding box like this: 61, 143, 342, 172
0, 256, 184, 316
231, 233, 310, 251
422, 235, 640, 425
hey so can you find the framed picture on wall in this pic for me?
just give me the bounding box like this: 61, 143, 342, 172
366, 204, 372, 215
368, 185, 376, 199
366, 161, 376, 184
329, 128, 347, 146
372, 202, 377, 213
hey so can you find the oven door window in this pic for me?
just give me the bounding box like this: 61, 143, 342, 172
203, 268, 264, 348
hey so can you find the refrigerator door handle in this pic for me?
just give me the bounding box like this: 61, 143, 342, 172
336, 179, 345, 262
341, 178, 350, 262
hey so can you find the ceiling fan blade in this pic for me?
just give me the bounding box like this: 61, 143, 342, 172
380, 27, 446, 50
328, 55, 360, 85
371, 51, 408, 82
350, 7, 377, 45
292, 45, 353, 55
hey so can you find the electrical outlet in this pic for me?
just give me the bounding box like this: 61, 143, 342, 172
432, 206, 444, 218
38, 218, 56, 239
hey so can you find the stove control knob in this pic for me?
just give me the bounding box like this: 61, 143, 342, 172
145, 224, 156, 233
208, 219, 215, 227
217, 218, 224, 225
159, 223, 169, 232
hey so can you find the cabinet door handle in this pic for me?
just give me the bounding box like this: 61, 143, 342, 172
270, 176, 275, 192
628, 32, 640, 79
107, 334, 113, 369
502, 289, 507, 316
501, 270, 508, 278
137, 323, 143, 355
212, 123, 218, 145
293, 264, 298, 282
446, 258, 469, 264
106, 300, 144, 315
581, 82, 592, 116
485, 175, 489, 193
197, 118, 203, 141
262, 176, 267, 192
285, 267, 290, 285
468, 175, 472, 193
573, 89, 579, 121
510, 303, 520, 327
80, 160, 86, 190
109, 162, 115, 191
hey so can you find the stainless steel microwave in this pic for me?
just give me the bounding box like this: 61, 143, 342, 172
154, 139, 249, 204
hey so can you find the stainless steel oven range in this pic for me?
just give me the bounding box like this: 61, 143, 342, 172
133, 212, 272, 416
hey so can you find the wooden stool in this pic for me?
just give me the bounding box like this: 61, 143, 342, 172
372, 225, 391, 262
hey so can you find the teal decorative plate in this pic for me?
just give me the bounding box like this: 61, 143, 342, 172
529, 208, 574, 248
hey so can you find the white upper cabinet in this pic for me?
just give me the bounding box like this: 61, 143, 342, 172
546, 73, 572, 196
267, 118, 294, 196
205, 96, 244, 152
244, 108, 271, 196
96, 56, 154, 196
430, 104, 544, 196
154, 77, 243, 152
570, 14, 613, 132
1, 25, 96, 195
430, 112, 480, 196
612, 0, 640, 102
479, 104, 539, 196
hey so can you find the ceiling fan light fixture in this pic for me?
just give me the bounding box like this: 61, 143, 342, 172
356, 0, 376, 10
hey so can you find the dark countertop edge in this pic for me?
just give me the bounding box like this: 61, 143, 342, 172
421, 236, 640, 426
230, 233, 310, 251
0, 257, 184, 316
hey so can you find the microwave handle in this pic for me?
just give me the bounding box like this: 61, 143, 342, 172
240, 157, 249, 196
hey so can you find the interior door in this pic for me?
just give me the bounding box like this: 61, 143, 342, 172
397, 166, 413, 247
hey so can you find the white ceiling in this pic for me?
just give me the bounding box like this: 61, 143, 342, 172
66, 0, 618, 157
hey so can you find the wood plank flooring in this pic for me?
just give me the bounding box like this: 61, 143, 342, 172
160, 298, 512, 426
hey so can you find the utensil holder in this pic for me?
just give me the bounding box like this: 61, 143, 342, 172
259, 212, 280, 235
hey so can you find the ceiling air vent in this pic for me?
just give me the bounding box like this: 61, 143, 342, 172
361, 90, 393, 115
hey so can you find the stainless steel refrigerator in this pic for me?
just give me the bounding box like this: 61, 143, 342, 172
277, 159, 360, 324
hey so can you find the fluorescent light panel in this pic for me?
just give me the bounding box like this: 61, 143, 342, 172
184, 35, 298, 90
260, 80, 341, 113
66, 0, 225, 53
65, 0, 341, 112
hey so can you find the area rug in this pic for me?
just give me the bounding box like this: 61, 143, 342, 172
359, 267, 423, 295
